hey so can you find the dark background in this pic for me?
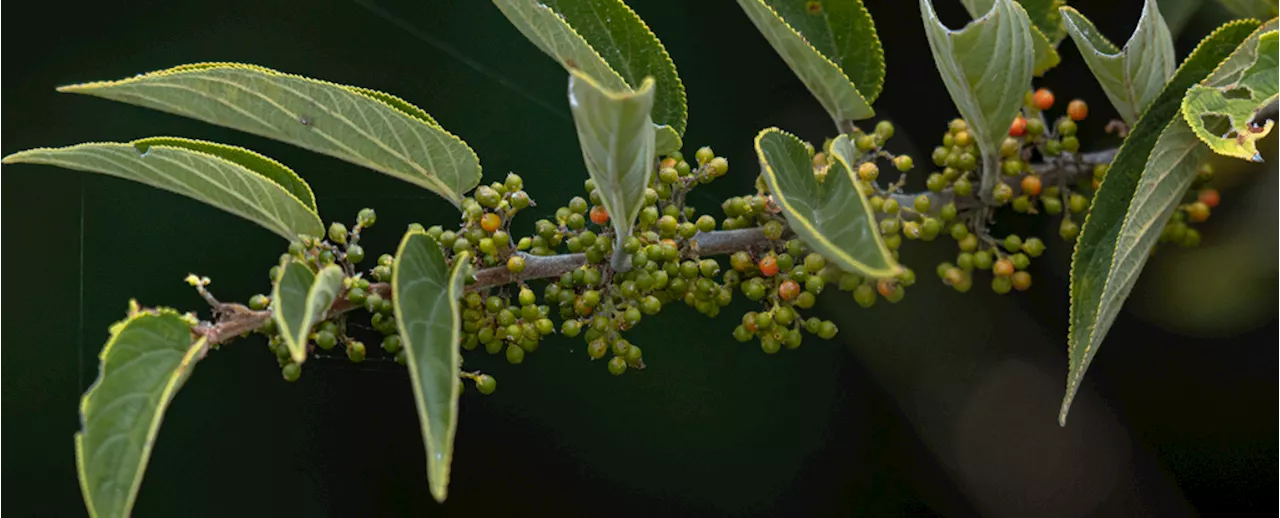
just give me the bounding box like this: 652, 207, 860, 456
3, 1, 1275, 516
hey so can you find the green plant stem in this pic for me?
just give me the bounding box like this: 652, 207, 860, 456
193, 147, 1120, 346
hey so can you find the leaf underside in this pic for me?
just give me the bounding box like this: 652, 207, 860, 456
1060, 0, 1178, 125
1182, 29, 1278, 161
1063, 19, 1262, 426
77, 305, 207, 518
921, 0, 1035, 202
55, 62, 481, 204
392, 232, 470, 503
755, 128, 899, 279
736, 0, 881, 125
961, 0, 1064, 75
1, 137, 324, 240
567, 69, 657, 269
491, 0, 687, 139
272, 261, 344, 364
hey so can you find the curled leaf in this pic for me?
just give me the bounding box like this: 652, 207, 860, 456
1181, 29, 1278, 161
1060, 0, 1177, 124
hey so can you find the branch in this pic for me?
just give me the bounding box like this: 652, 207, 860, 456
193, 149, 1120, 346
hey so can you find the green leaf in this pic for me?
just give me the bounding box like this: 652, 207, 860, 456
921, 0, 1035, 203
567, 69, 657, 270
1063, 19, 1261, 426
961, 0, 1064, 75
1182, 29, 1278, 161
1159, 0, 1206, 39
735, 0, 883, 125
55, 63, 481, 205
654, 124, 683, 156
271, 261, 345, 364
755, 128, 899, 279
391, 231, 470, 503
492, 0, 687, 137
1060, 0, 1177, 125
77, 303, 208, 518
1, 137, 324, 240
1217, 0, 1279, 19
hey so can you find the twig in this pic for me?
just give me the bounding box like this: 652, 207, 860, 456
193, 148, 1119, 346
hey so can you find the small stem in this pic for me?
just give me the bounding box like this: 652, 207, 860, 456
193, 147, 1121, 347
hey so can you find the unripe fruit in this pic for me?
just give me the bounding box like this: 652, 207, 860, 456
853, 284, 876, 308
1059, 218, 1080, 241
282, 363, 302, 382
695, 146, 715, 166
346, 244, 365, 264
1011, 271, 1032, 291
608, 356, 627, 375
347, 341, 367, 362
894, 155, 914, 172
1068, 193, 1088, 214
1186, 201, 1210, 222
328, 222, 349, 244
858, 161, 879, 181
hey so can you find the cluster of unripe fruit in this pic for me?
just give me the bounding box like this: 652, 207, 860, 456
230, 85, 1231, 385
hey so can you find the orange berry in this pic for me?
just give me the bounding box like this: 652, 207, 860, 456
1011, 271, 1032, 291
589, 205, 609, 225
1198, 188, 1220, 208
1067, 99, 1088, 121
759, 256, 779, 277
876, 279, 895, 298
660, 158, 677, 169
1033, 88, 1054, 110
480, 213, 502, 233
1009, 115, 1027, 137
1020, 174, 1042, 196
779, 279, 800, 301
993, 258, 1015, 277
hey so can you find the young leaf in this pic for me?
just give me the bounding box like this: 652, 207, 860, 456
1217, 0, 1279, 19
1, 137, 324, 240
1060, 0, 1177, 125
921, 0, 1035, 203
755, 128, 899, 279
272, 261, 345, 364
77, 303, 209, 518
1063, 19, 1261, 426
735, 0, 884, 126
567, 69, 656, 271
654, 124, 683, 156
960, 0, 1063, 76
1182, 29, 1278, 161
391, 232, 470, 503
55, 63, 481, 205
491, 0, 687, 138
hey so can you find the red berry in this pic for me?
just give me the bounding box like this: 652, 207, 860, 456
1009, 115, 1027, 137
1198, 188, 1220, 208
589, 205, 609, 225
1021, 175, 1042, 196
1067, 99, 1088, 121
876, 279, 895, 298
759, 256, 779, 277
1033, 88, 1055, 110
779, 279, 800, 301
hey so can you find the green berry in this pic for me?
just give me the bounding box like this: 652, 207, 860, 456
1068, 193, 1088, 214
282, 363, 302, 382
506, 343, 525, 364
608, 356, 627, 375
347, 341, 367, 362
357, 208, 376, 228
315, 330, 337, 350
817, 321, 838, 340
346, 244, 365, 264
476, 374, 497, 395
328, 222, 349, 244
1003, 235, 1022, 253
381, 335, 403, 354
853, 284, 876, 308
696, 215, 716, 233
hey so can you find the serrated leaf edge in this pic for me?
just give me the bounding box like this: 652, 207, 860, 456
754, 127, 900, 279
1179, 27, 1279, 160
75, 304, 207, 518
55, 62, 481, 203
2, 138, 325, 240
391, 231, 469, 503
1061, 18, 1263, 426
